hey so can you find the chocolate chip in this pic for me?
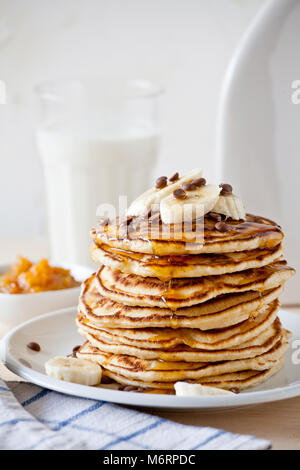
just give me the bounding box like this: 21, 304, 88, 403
72, 345, 81, 355
173, 188, 187, 199
101, 375, 114, 384
182, 182, 197, 191
155, 176, 168, 189
119, 385, 144, 393
215, 221, 230, 232
193, 177, 206, 187
27, 342, 40, 352
219, 183, 233, 195
229, 387, 240, 394
169, 172, 179, 182
209, 212, 222, 221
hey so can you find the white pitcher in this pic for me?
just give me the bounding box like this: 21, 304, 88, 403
217, 0, 299, 304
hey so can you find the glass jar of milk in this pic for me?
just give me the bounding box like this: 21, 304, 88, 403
35, 78, 162, 267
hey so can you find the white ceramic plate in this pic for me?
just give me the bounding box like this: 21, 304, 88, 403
1, 307, 300, 410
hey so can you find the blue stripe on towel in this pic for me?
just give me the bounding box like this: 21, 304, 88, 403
191, 430, 226, 449
52, 401, 105, 431
100, 417, 164, 450
21, 388, 52, 407
25, 434, 61, 450
38, 419, 151, 450
0, 418, 36, 428
0, 381, 271, 450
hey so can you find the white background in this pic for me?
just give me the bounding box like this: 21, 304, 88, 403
0, 0, 263, 237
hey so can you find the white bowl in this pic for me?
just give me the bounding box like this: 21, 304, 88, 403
0, 262, 93, 337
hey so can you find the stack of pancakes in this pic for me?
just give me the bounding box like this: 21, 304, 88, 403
77, 212, 295, 393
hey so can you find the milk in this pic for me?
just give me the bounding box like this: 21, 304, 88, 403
37, 123, 159, 267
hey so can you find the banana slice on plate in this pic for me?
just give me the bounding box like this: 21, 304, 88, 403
127, 168, 203, 217
160, 184, 221, 224
212, 194, 246, 220
45, 356, 102, 386
174, 382, 235, 396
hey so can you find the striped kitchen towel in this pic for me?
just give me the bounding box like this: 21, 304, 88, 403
0, 379, 271, 450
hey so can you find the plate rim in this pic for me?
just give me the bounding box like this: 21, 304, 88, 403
2, 306, 300, 410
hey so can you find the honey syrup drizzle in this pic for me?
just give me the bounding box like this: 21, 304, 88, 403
99, 241, 282, 284
94, 214, 284, 332
97, 214, 283, 253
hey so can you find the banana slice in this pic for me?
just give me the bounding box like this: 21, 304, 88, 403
45, 356, 102, 386
174, 382, 235, 396
127, 168, 203, 217
160, 184, 220, 224
212, 194, 246, 220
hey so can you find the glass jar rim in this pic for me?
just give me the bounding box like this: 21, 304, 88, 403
34, 76, 164, 102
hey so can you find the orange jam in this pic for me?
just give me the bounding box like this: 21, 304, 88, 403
0, 256, 80, 294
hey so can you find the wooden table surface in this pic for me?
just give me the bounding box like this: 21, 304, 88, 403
0, 237, 299, 450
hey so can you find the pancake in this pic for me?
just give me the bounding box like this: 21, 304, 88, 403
90, 243, 283, 279
91, 213, 283, 255
78, 317, 282, 363
79, 274, 284, 329
96, 261, 294, 308
76, 300, 280, 351
102, 361, 284, 391
73, 168, 296, 394
77, 330, 289, 383
76, 175, 295, 393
